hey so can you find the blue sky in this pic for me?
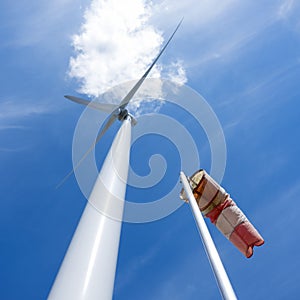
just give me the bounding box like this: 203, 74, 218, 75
1, 0, 300, 299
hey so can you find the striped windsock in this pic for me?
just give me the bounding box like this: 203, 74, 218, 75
180, 170, 264, 258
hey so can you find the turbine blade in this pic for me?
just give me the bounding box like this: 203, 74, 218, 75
56, 114, 117, 188
65, 95, 117, 113
95, 113, 117, 144
118, 18, 183, 110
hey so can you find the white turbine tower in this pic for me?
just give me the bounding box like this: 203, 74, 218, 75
48, 20, 183, 300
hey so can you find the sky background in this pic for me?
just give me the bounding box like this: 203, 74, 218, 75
1, 0, 300, 299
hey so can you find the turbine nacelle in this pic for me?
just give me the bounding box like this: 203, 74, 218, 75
115, 108, 137, 126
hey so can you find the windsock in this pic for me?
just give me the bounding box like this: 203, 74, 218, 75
180, 170, 264, 258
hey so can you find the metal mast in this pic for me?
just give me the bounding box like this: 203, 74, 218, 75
49, 118, 132, 300
180, 171, 237, 300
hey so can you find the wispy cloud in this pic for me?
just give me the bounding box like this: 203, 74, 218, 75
2, 0, 79, 47
68, 0, 187, 98
0, 117, 32, 153
0, 125, 27, 131
277, 0, 295, 19
115, 243, 160, 293
141, 247, 216, 300
0, 99, 54, 152
0, 146, 29, 153
0, 96, 61, 134
0, 98, 52, 122
152, 0, 237, 27
154, 0, 298, 70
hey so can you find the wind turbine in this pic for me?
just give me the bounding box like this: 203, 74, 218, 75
48, 19, 183, 300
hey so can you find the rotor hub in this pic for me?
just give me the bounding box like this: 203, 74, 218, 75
117, 108, 128, 121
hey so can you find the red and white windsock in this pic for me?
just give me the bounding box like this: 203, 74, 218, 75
180, 170, 264, 258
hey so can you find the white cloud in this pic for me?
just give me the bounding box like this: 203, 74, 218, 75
68, 0, 186, 99
162, 60, 187, 85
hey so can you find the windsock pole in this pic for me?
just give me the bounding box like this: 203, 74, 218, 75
180, 172, 237, 300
